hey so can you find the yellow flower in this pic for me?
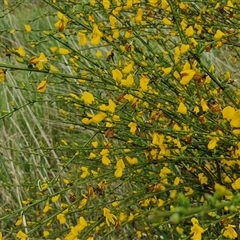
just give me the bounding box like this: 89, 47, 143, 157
135, 8, 143, 23
15, 217, 22, 226
186, 26, 194, 37
65, 216, 88, 240
161, 0, 170, 9
114, 167, 123, 178
54, 11, 68, 32
29, 52, 48, 70
190, 217, 205, 240
91, 112, 107, 123
114, 159, 125, 178
177, 102, 187, 114
125, 156, 138, 165
41, 183, 48, 191
230, 110, 240, 128
176, 226, 184, 234
81, 92, 94, 105
214, 30, 224, 40
215, 183, 232, 196
207, 137, 219, 150
102, 0, 110, 10
96, 50, 102, 58
81, 166, 90, 178
162, 67, 172, 75
112, 69, 122, 82
109, 15, 117, 27
128, 122, 137, 134
100, 148, 109, 155
222, 224, 238, 239
3, 0, 8, 6
148, 0, 158, 7
139, 75, 150, 91
122, 61, 134, 74
185, 186, 194, 196
152, 132, 164, 148
159, 166, 171, 178
232, 178, 240, 190
158, 199, 165, 207
125, 30, 133, 38
102, 155, 111, 165
59, 48, 70, 55
121, 74, 134, 87
180, 69, 196, 85
200, 99, 209, 112
79, 195, 88, 209
50, 64, 58, 72
43, 231, 49, 237
162, 17, 172, 25
78, 31, 87, 46
222, 106, 235, 120
37, 79, 47, 93
16, 230, 28, 240
82, 118, 92, 125
24, 24, 31, 32
43, 202, 52, 213
91, 141, 98, 148
91, 0, 96, 6
198, 173, 208, 184
51, 194, 60, 203
90, 24, 103, 45
50, 46, 58, 53
15, 46, 26, 57
180, 44, 190, 54
0, 231, 4, 240
0, 69, 6, 82
57, 213, 66, 224
103, 207, 117, 226
75, 216, 88, 232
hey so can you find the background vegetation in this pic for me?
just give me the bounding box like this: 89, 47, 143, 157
0, 0, 240, 239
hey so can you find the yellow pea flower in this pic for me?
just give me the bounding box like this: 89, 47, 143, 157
0, 69, 6, 82
214, 30, 224, 40
112, 69, 122, 82
59, 48, 70, 55
222, 106, 235, 120
15, 46, 26, 57
24, 24, 31, 32
54, 11, 68, 32
81, 92, 94, 105
180, 69, 196, 85
103, 207, 117, 226
177, 102, 187, 114
121, 74, 134, 87
185, 26, 194, 37
16, 230, 28, 240
90, 24, 103, 45
37, 79, 47, 93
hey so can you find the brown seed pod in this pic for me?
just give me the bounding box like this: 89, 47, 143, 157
105, 128, 114, 138
107, 51, 114, 62
204, 45, 212, 52
192, 73, 207, 81
183, 135, 193, 144
69, 191, 76, 202
198, 115, 206, 124
210, 103, 221, 113
115, 219, 121, 229
125, 43, 132, 52
117, 93, 125, 102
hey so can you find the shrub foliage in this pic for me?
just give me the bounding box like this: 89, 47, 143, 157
1, 0, 240, 239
